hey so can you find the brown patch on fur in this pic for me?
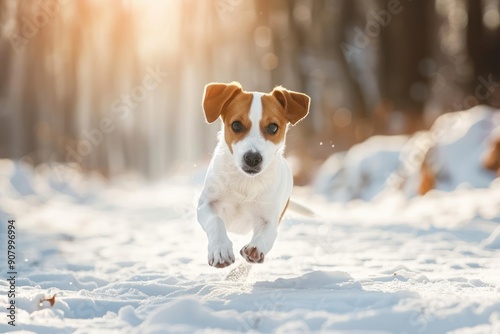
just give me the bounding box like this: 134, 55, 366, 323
222, 92, 254, 153
484, 139, 500, 175
419, 159, 435, 195
279, 198, 290, 223
261, 94, 289, 144
271, 87, 310, 125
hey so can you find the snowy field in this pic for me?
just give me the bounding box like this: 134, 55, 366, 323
1, 108, 500, 333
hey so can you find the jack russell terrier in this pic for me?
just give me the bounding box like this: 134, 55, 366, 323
197, 82, 310, 268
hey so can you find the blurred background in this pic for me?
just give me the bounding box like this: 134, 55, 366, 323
0, 0, 499, 184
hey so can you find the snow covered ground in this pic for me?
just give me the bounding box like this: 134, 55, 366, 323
1, 107, 500, 333
1, 156, 500, 334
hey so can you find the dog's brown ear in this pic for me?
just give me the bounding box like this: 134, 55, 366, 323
202, 82, 242, 123
272, 87, 310, 125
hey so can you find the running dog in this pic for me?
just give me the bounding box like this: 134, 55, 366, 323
197, 82, 310, 268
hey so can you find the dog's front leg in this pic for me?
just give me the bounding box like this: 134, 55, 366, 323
197, 196, 235, 268
240, 218, 278, 264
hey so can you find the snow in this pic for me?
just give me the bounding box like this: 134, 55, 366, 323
315, 105, 500, 201
1, 107, 500, 333
482, 225, 500, 249
314, 135, 409, 201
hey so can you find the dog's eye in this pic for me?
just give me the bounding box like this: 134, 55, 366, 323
266, 123, 279, 135
231, 121, 244, 133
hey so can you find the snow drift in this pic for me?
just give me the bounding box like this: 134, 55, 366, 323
315, 105, 500, 202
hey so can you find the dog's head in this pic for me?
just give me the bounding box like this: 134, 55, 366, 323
202, 82, 310, 176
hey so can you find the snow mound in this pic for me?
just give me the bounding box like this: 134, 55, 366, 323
119, 305, 142, 326
425, 106, 500, 192
314, 135, 408, 201
315, 106, 500, 201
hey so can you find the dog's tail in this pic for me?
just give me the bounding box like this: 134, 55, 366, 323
287, 199, 317, 217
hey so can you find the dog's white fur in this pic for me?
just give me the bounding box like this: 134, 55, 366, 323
197, 83, 310, 268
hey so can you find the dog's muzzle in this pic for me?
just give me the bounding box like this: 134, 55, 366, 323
242, 151, 262, 174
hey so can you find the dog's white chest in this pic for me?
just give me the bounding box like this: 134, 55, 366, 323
212, 195, 255, 234
209, 157, 277, 234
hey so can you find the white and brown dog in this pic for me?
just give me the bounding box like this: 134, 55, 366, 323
197, 82, 310, 268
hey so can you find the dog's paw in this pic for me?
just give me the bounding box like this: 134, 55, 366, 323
240, 245, 265, 264
208, 243, 235, 268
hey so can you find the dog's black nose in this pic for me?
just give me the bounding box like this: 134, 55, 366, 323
243, 152, 262, 167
